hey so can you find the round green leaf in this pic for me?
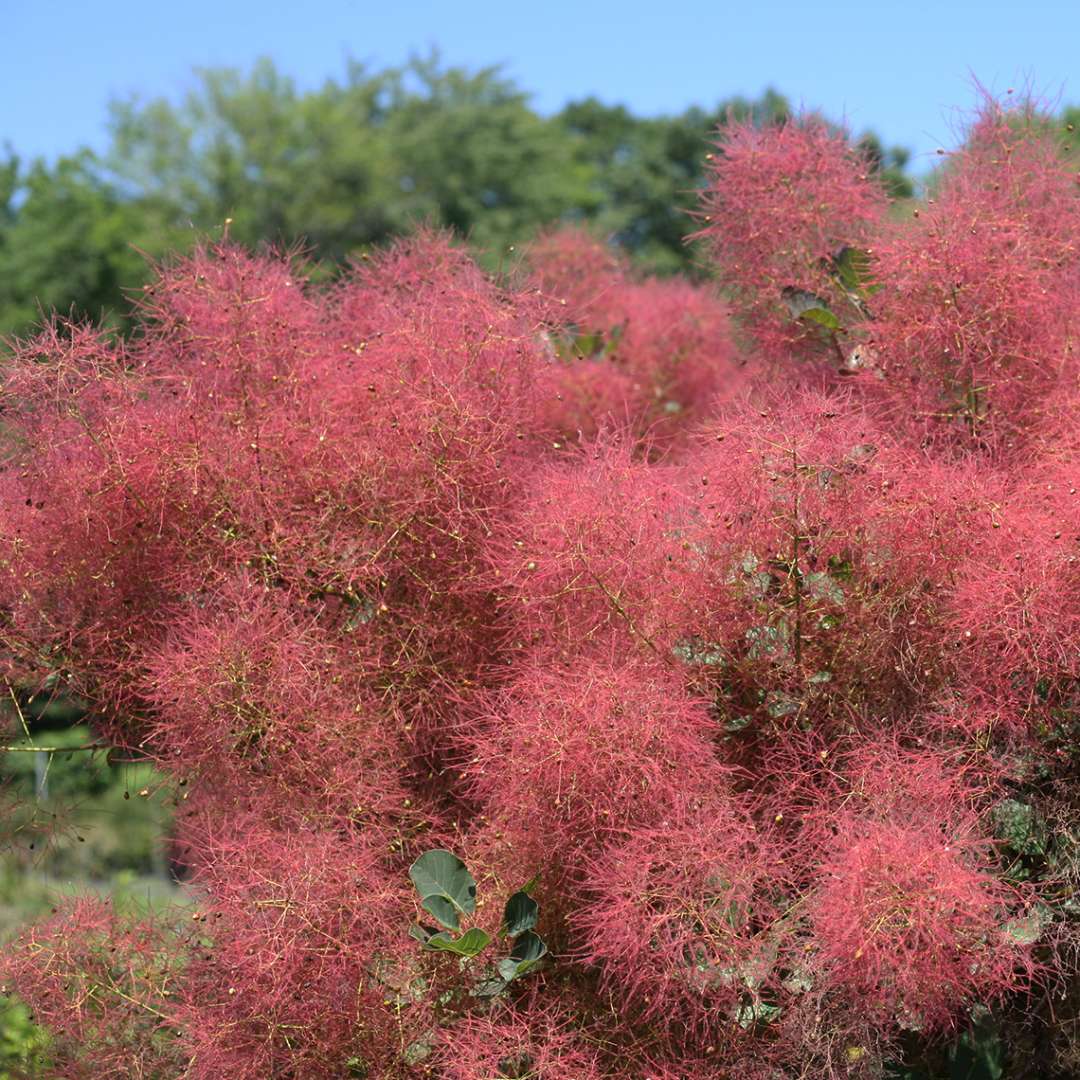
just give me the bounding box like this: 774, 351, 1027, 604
510, 929, 547, 964
409, 849, 477, 930
420, 927, 492, 957
421, 894, 462, 931
451, 928, 492, 957
497, 930, 548, 982
497, 957, 520, 983
781, 286, 828, 318
799, 306, 841, 331
502, 891, 539, 937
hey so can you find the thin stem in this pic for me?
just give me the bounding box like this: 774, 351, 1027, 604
91, 982, 173, 1022
828, 329, 848, 368
7, 686, 31, 742
585, 567, 668, 663
0, 743, 105, 753
790, 444, 803, 669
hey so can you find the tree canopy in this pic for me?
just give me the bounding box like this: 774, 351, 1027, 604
0, 57, 913, 340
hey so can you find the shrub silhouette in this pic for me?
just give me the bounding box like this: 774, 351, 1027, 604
2, 89, 1077, 1078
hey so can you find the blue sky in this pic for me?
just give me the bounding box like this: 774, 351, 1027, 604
5, 0, 1079, 172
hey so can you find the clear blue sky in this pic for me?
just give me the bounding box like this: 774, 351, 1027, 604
5, 0, 1078, 172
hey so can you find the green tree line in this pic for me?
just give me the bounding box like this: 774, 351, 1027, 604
0, 55, 913, 339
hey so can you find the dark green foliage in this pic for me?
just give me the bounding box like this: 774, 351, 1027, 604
496, 930, 548, 984
0, 151, 177, 338
407, 852, 547, 996
887, 1007, 1004, 1080
501, 890, 538, 937
0, 58, 911, 340
408, 925, 492, 957
856, 130, 915, 199
0, 993, 49, 1078
105, 57, 596, 264
408, 849, 478, 931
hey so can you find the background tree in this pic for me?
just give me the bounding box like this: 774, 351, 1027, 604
0, 58, 913, 341
556, 89, 793, 274
0, 151, 179, 335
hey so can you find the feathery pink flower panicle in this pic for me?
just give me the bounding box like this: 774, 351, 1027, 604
526, 226, 629, 314
489, 435, 695, 667
2, 121, 1072, 1075
678, 392, 972, 742
576, 798, 783, 1046
0, 897, 188, 1079
807, 747, 1032, 1030
871, 95, 1080, 453
176, 817, 406, 1079
142, 590, 408, 827
464, 659, 724, 895
949, 455, 1080, 732
527, 227, 745, 445
434, 1009, 606, 1080
697, 117, 886, 363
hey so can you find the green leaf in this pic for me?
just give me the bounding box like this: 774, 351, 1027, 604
947, 1006, 1003, 1080
764, 690, 800, 718
804, 571, 844, 604
497, 930, 548, 982
424, 931, 457, 950
735, 998, 782, 1028
798, 306, 841, 331
497, 958, 522, 982
827, 554, 855, 581
575, 331, 604, 358
453, 928, 492, 956
511, 929, 547, 965
436, 928, 492, 957
781, 286, 829, 318
830, 246, 877, 295
408, 922, 440, 946
502, 891, 539, 937
1002, 909, 1045, 946
780, 286, 842, 331
403, 1036, 434, 1066
421, 895, 462, 930
473, 972, 510, 998
745, 623, 791, 661
991, 799, 1047, 858
409, 849, 477, 930
411, 925, 492, 956
672, 636, 725, 666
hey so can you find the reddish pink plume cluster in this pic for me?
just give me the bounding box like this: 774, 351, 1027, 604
1, 91, 1077, 1079
697, 117, 886, 362
1, 897, 188, 1078
526, 226, 747, 447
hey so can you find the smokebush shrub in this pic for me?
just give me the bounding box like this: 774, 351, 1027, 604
526, 227, 745, 446
1, 90, 1078, 1077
